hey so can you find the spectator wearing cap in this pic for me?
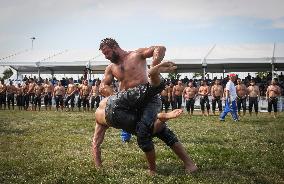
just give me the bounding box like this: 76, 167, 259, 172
220, 74, 239, 122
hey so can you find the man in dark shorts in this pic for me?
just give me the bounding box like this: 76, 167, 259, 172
34, 81, 44, 111
160, 84, 170, 112
22, 81, 29, 110
266, 79, 281, 118
93, 38, 197, 175
43, 79, 53, 111
16, 83, 23, 110
0, 79, 7, 110
65, 78, 77, 111
198, 80, 210, 116
247, 80, 260, 116
211, 79, 223, 115
27, 78, 36, 111
90, 80, 101, 110
183, 81, 197, 116
81, 80, 91, 112
172, 80, 184, 109
77, 80, 84, 111
236, 78, 247, 116
6, 81, 16, 110
53, 81, 65, 111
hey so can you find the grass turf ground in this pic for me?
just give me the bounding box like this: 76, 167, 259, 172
0, 110, 283, 184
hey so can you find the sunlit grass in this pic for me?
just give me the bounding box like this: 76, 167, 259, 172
0, 110, 283, 183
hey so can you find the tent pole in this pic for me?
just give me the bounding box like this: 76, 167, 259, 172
38, 67, 40, 79
271, 43, 276, 79
51, 70, 54, 79
16, 70, 18, 80
272, 63, 274, 79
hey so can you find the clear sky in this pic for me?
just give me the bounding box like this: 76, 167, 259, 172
1, 0, 284, 52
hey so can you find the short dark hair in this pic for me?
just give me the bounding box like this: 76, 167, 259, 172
99, 38, 119, 50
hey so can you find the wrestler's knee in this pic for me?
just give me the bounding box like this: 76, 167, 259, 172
136, 123, 154, 152
137, 136, 154, 152
155, 125, 179, 147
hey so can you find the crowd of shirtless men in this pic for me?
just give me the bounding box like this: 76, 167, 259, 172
0, 75, 281, 117
0, 78, 101, 112
161, 78, 281, 117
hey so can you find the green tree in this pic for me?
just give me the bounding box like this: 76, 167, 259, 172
255, 72, 269, 79
168, 70, 181, 80
193, 72, 202, 79
2, 68, 13, 80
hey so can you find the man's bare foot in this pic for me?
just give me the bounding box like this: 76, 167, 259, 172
148, 61, 177, 76
157, 109, 183, 122
185, 164, 198, 174
153, 109, 183, 134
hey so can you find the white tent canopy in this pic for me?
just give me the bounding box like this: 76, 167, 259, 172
1, 44, 284, 75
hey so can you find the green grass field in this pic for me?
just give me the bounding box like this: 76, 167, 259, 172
0, 110, 283, 184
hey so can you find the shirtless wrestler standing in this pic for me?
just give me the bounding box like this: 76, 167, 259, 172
0, 79, 7, 110
65, 78, 77, 111
247, 80, 260, 116
198, 80, 210, 116
172, 80, 185, 109
266, 79, 281, 118
90, 80, 101, 111
43, 79, 53, 111
16, 83, 23, 110
6, 81, 17, 110
211, 79, 223, 115
160, 83, 170, 112
183, 81, 198, 116
27, 78, 36, 111
53, 81, 65, 111
236, 78, 248, 116
34, 81, 44, 111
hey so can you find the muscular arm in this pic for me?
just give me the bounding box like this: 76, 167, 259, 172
182, 88, 186, 100
225, 89, 230, 100
167, 88, 171, 100
99, 65, 114, 97
277, 86, 282, 96
140, 46, 166, 67
172, 86, 176, 97
210, 86, 215, 97
53, 87, 56, 96
266, 86, 269, 99
198, 87, 202, 96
